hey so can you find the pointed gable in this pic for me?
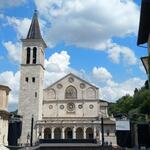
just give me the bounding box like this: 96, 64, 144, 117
43, 73, 99, 100
45, 73, 98, 90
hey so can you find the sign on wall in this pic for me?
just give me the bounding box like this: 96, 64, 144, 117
116, 120, 130, 131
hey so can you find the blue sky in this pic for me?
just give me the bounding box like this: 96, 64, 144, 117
0, 0, 148, 111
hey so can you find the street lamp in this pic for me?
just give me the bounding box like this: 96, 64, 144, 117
101, 116, 104, 146
30, 115, 34, 146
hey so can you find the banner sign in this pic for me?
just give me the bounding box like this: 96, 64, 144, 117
116, 120, 130, 131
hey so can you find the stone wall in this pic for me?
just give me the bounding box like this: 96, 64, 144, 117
0, 85, 11, 145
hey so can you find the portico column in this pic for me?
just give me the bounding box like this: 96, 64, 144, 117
41, 127, 44, 139
30, 48, 33, 64
99, 128, 102, 144
51, 127, 55, 139
83, 127, 86, 139
61, 127, 65, 139
36, 126, 39, 140
73, 127, 76, 139
94, 126, 97, 139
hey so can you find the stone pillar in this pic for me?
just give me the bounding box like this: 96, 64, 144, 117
30, 48, 33, 64
94, 127, 97, 139
83, 127, 86, 139
97, 128, 101, 145
99, 128, 102, 141
36, 126, 39, 140
73, 127, 76, 139
51, 127, 55, 139
41, 127, 44, 139
61, 127, 65, 139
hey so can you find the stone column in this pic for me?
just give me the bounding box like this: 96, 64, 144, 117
99, 128, 102, 141
30, 48, 33, 64
73, 127, 76, 139
51, 127, 55, 139
83, 127, 86, 139
94, 126, 97, 139
96, 128, 101, 145
36, 126, 39, 140
61, 127, 65, 139
41, 126, 44, 139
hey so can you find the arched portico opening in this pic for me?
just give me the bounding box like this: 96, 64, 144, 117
86, 127, 93, 139
76, 127, 83, 139
65, 127, 73, 139
44, 128, 51, 139
54, 128, 61, 139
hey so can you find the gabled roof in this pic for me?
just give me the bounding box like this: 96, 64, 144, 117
44, 73, 99, 90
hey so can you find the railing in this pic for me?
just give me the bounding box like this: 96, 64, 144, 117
39, 139, 97, 144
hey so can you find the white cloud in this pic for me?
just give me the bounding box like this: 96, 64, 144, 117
107, 42, 137, 65
0, 71, 20, 104
3, 41, 21, 63
92, 67, 112, 81
6, 16, 31, 39
6, 15, 46, 40
91, 66, 145, 101
44, 71, 66, 88
100, 77, 145, 101
4, 1, 138, 66
44, 51, 71, 87
0, 0, 25, 9
45, 51, 70, 73
33, 0, 138, 66
35, 0, 139, 50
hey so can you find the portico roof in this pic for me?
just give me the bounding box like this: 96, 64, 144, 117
137, 0, 150, 45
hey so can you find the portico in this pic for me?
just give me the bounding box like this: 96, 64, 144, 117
37, 125, 100, 141
35, 118, 103, 143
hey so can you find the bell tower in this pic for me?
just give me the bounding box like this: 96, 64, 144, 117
18, 10, 47, 144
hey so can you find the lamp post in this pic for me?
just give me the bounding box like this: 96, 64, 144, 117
30, 115, 34, 146
101, 116, 104, 146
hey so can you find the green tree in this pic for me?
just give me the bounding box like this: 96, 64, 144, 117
108, 83, 150, 122
108, 95, 133, 116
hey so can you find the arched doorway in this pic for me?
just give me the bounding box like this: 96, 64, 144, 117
76, 128, 83, 139
44, 128, 51, 139
54, 128, 61, 139
65, 127, 73, 139
86, 128, 93, 139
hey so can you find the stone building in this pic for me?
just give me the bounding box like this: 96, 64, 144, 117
18, 11, 116, 146
0, 85, 11, 145
37, 73, 116, 145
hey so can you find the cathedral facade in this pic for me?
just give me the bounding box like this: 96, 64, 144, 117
18, 11, 116, 146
